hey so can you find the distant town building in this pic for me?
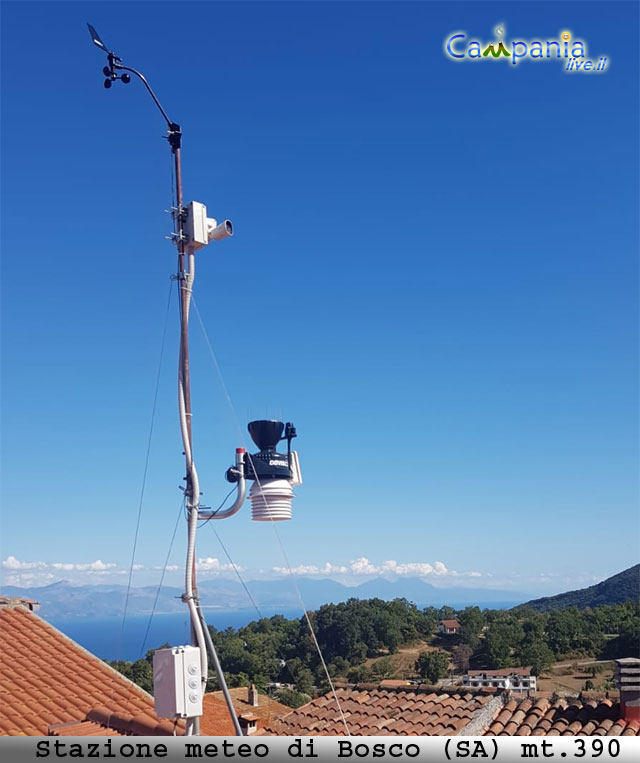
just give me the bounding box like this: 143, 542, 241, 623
0, 596, 39, 612
463, 668, 536, 693
438, 619, 460, 635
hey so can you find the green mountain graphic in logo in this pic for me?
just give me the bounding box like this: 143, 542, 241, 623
482, 42, 511, 58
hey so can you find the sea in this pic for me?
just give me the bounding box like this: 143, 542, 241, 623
45, 609, 301, 662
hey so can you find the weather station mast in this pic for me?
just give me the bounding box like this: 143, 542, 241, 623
87, 26, 302, 737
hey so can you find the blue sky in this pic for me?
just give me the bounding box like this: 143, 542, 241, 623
1, 1, 638, 598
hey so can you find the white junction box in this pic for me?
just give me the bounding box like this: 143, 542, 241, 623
184, 201, 209, 253
153, 645, 203, 719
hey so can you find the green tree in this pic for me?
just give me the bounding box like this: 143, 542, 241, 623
371, 657, 394, 680
291, 665, 314, 695
518, 641, 554, 676
347, 665, 372, 684
605, 619, 640, 659
438, 606, 456, 621
484, 619, 523, 669
546, 608, 604, 658
458, 607, 485, 648
421, 607, 439, 636
452, 644, 473, 674
130, 659, 154, 693
273, 688, 311, 709
415, 651, 449, 683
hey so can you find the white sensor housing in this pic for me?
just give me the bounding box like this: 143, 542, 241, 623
153, 645, 203, 719
249, 479, 295, 521
184, 201, 209, 253
184, 201, 233, 252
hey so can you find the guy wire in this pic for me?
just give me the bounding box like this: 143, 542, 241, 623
192, 296, 351, 735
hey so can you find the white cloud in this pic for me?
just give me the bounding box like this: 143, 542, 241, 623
2, 571, 56, 586
51, 560, 116, 572
322, 563, 349, 574
381, 560, 436, 576
2, 556, 47, 570
350, 557, 379, 575
196, 557, 240, 573
272, 565, 310, 575
271, 557, 481, 579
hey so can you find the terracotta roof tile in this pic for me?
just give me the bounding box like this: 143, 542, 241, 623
484, 695, 640, 737
0, 605, 179, 736
261, 684, 499, 736
204, 686, 290, 729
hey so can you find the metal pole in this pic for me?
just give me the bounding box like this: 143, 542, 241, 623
172, 137, 202, 737
87, 29, 242, 733
172, 141, 196, 584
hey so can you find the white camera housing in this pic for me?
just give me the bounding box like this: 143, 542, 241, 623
183, 201, 233, 252
207, 218, 233, 242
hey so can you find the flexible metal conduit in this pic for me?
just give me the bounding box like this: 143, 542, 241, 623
178, 256, 208, 735
178, 254, 242, 736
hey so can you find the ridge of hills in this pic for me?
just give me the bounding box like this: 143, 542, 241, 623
520, 564, 640, 612
1, 576, 525, 618
5, 566, 636, 620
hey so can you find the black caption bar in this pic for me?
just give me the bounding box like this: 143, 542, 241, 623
1, 737, 637, 763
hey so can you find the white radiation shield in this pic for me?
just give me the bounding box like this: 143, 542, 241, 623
249, 479, 295, 521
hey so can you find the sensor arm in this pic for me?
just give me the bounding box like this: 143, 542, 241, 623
198, 450, 246, 520
112, 64, 174, 127
111, 63, 182, 149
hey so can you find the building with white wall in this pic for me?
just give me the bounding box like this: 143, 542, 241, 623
463, 668, 536, 693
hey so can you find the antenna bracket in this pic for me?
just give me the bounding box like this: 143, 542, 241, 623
167, 122, 182, 152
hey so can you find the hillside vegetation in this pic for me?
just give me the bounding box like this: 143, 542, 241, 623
108, 597, 640, 699
522, 565, 639, 613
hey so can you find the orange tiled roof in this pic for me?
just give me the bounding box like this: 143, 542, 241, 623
50, 720, 129, 736
260, 683, 501, 736
440, 620, 460, 629
484, 696, 640, 737
199, 697, 237, 736
0, 605, 176, 736
208, 687, 291, 724
49, 708, 182, 737
201, 689, 291, 735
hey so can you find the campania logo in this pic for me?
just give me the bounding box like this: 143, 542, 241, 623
444, 24, 609, 73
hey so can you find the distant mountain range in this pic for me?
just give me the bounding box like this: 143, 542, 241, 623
521, 564, 640, 613
0, 576, 527, 619
3, 565, 636, 620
